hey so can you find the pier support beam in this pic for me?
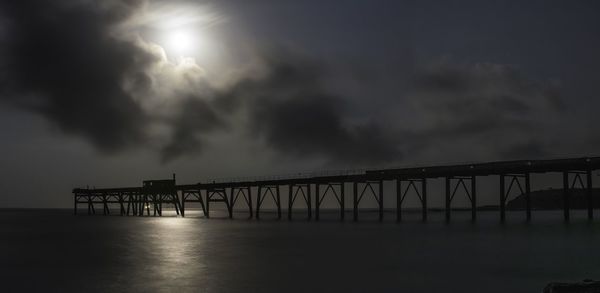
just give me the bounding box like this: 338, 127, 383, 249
88, 194, 95, 215
205, 191, 210, 218
145, 195, 150, 216
379, 180, 383, 221
315, 182, 345, 221
587, 170, 593, 220
563, 172, 570, 222
153, 191, 181, 217
353, 181, 358, 221
422, 179, 428, 222
248, 186, 253, 219
353, 180, 384, 222
315, 184, 319, 220
74, 195, 78, 215
181, 190, 206, 218
396, 179, 400, 222
256, 185, 281, 220
341, 183, 345, 220
180, 191, 185, 217
277, 185, 281, 219
206, 188, 231, 218
118, 192, 125, 216
499, 174, 530, 223
445, 176, 476, 222
525, 173, 531, 222
288, 184, 311, 221
500, 175, 505, 222
307, 184, 312, 220
126, 194, 133, 216
562, 170, 591, 222
288, 184, 293, 221
102, 194, 110, 216
445, 177, 451, 222
229, 187, 253, 219
256, 186, 261, 219
471, 176, 477, 222
396, 178, 428, 222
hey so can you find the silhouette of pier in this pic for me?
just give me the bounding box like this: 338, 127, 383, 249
73, 156, 600, 222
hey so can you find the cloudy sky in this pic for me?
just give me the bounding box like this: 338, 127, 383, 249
0, 0, 599, 207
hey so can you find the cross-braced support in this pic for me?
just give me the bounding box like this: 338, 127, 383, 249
102, 193, 109, 215
77, 191, 122, 216
181, 190, 206, 217
73, 191, 92, 215
256, 185, 281, 220
132, 194, 146, 216
106, 192, 124, 216
562, 170, 593, 222
206, 188, 232, 218
125, 192, 142, 216
143, 194, 158, 216
118, 192, 126, 216
87, 194, 96, 215
137, 194, 151, 216
75, 190, 95, 215
396, 178, 427, 222
74, 193, 78, 215
229, 186, 253, 219
445, 176, 477, 222
315, 182, 345, 221
150, 192, 181, 217
122, 192, 136, 216
126, 193, 134, 216
353, 180, 384, 222
288, 184, 311, 220
499, 173, 531, 223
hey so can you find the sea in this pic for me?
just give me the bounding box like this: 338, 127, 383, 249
1, 209, 599, 293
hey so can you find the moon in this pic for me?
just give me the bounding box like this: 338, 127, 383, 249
167, 30, 196, 57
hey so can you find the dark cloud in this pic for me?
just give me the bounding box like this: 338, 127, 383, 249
160, 97, 227, 163
500, 141, 549, 159
0, 0, 153, 152
1, 0, 403, 165
223, 53, 402, 164
406, 61, 561, 159
0, 0, 567, 166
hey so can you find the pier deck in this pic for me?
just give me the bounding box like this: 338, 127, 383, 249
73, 156, 600, 222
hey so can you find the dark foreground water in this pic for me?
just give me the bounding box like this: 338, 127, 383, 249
1, 209, 599, 292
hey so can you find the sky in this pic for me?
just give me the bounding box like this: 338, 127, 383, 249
0, 0, 599, 208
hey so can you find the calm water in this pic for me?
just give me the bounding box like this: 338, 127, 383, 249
1, 209, 599, 292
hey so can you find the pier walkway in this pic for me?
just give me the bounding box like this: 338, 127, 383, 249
73, 156, 600, 222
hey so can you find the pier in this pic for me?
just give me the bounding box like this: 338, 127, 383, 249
73, 156, 600, 222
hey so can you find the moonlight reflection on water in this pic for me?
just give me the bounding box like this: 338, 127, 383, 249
1, 210, 600, 292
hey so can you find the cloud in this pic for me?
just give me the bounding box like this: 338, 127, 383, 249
0, 0, 566, 167
220, 52, 403, 164
404, 60, 562, 160
0, 0, 153, 152
160, 96, 227, 163
0, 0, 225, 160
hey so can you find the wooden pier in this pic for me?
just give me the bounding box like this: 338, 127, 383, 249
73, 156, 600, 222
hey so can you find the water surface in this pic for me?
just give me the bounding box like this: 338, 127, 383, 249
0, 209, 598, 292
